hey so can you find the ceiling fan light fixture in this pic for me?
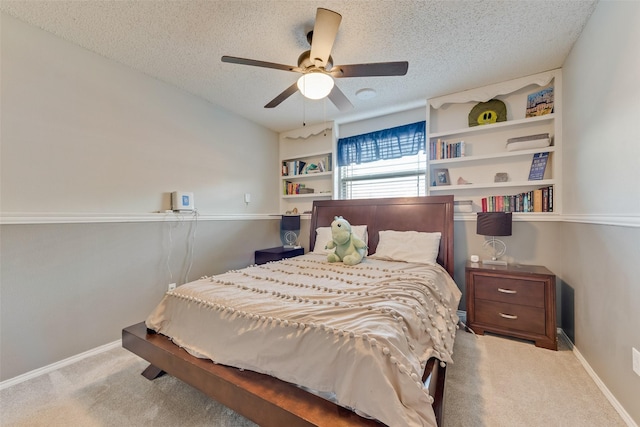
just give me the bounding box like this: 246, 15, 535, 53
297, 72, 334, 100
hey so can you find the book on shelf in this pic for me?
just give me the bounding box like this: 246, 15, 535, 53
526, 86, 554, 118
480, 186, 554, 213
528, 152, 549, 180
317, 154, 332, 172
506, 133, 551, 151
533, 188, 543, 212
282, 154, 332, 176
297, 161, 307, 174
283, 181, 315, 195
282, 160, 303, 176
429, 139, 466, 160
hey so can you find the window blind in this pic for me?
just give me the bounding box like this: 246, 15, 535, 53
337, 121, 426, 200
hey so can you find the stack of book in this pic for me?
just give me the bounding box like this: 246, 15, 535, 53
481, 186, 553, 213
283, 182, 314, 195
429, 139, 466, 160
506, 133, 551, 152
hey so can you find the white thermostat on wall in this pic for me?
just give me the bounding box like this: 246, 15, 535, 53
171, 191, 194, 212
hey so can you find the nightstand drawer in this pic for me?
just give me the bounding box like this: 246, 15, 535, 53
475, 299, 546, 335
474, 275, 544, 308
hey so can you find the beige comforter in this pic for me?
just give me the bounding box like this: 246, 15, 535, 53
146, 253, 461, 427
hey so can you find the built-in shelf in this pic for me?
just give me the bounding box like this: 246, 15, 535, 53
281, 171, 332, 180
429, 179, 556, 192
426, 69, 562, 215
430, 147, 556, 166
282, 193, 333, 199
428, 113, 555, 139
279, 123, 335, 214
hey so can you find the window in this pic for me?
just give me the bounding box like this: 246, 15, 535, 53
337, 121, 426, 199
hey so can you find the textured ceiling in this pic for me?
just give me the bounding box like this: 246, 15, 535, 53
1, 1, 597, 133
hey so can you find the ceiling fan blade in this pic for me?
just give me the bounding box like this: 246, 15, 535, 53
309, 8, 342, 68
330, 61, 409, 78
264, 82, 299, 108
222, 56, 300, 73
328, 85, 354, 112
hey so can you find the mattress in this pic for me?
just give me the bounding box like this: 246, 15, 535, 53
146, 253, 461, 427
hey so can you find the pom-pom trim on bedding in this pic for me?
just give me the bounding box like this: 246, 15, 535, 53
208, 257, 460, 352
167, 257, 458, 399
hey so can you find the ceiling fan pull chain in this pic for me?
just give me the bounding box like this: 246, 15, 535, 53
323, 97, 328, 135
302, 97, 306, 127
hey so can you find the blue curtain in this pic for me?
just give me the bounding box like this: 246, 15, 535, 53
337, 121, 426, 167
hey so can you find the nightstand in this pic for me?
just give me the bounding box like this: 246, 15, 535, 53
465, 262, 557, 350
254, 246, 304, 265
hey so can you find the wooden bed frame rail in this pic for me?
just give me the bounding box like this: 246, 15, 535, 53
122, 322, 445, 427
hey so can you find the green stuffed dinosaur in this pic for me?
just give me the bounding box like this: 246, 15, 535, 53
325, 216, 367, 265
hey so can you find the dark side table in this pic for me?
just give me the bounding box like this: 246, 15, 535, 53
465, 262, 557, 350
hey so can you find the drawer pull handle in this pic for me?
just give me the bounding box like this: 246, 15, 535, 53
497, 288, 517, 294
499, 313, 518, 320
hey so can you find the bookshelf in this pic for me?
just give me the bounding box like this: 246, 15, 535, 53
279, 123, 335, 214
426, 69, 562, 217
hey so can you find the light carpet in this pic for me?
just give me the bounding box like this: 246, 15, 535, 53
0, 331, 626, 426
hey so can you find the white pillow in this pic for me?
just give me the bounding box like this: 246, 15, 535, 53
371, 230, 441, 265
312, 225, 368, 255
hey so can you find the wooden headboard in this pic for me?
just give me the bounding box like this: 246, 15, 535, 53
309, 196, 455, 277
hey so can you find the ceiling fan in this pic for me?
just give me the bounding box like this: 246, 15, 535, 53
221, 8, 408, 111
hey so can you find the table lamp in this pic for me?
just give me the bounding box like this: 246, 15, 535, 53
476, 212, 512, 266
280, 215, 301, 248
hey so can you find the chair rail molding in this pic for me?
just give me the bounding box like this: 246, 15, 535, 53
0, 212, 277, 225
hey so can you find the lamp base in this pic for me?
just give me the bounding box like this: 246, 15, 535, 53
482, 259, 507, 266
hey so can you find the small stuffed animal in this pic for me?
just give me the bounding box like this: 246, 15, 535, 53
325, 216, 367, 265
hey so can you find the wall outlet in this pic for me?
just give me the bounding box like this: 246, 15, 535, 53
168, 283, 176, 292
633, 347, 640, 376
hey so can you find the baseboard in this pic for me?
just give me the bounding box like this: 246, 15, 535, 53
0, 340, 121, 391
558, 329, 637, 427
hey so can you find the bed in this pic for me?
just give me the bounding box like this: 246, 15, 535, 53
122, 195, 459, 426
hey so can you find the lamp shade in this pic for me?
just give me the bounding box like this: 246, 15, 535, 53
280, 215, 301, 247
297, 72, 334, 100
281, 215, 301, 231
476, 212, 512, 236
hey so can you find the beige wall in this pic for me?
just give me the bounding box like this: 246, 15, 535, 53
560, 1, 640, 424
1, 13, 279, 214
0, 13, 282, 381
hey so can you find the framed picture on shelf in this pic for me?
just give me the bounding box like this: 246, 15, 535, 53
526, 86, 554, 117
434, 168, 451, 186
